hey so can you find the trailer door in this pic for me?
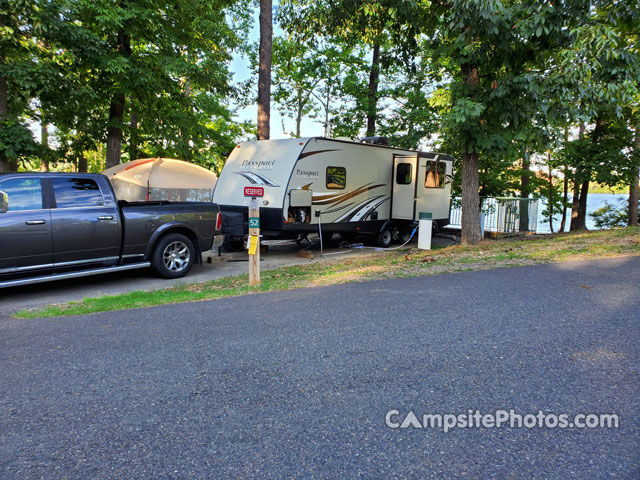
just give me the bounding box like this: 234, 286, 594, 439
415, 156, 450, 221
391, 155, 418, 220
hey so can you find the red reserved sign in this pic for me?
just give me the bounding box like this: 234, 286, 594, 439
243, 186, 264, 197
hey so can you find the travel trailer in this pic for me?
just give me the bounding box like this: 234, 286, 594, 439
212, 137, 454, 247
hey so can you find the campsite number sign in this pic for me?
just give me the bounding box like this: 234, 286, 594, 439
245, 187, 262, 286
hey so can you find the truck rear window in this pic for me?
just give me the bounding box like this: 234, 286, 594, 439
52, 178, 104, 208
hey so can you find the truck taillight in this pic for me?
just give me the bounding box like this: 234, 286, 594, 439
216, 212, 222, 231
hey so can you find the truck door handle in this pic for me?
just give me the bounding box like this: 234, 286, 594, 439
25, 220, 46, 225
97, 216, 114, 221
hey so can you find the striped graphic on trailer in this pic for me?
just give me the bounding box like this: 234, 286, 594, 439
233, 171, 280, 187
336, 196, 390, 222
312, 182, 385, 206
320, 202, 356, 215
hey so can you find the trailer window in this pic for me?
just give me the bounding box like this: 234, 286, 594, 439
425, 161, 445, 188
396, 163, 413, 185
326, 166, 346, 189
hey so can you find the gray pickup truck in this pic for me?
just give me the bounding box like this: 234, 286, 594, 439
0, 172, 224, 288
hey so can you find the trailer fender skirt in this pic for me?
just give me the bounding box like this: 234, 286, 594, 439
379, 220, 392, 233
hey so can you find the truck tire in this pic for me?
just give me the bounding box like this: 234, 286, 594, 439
151, 233, 196, 279
376, 226, 392, 248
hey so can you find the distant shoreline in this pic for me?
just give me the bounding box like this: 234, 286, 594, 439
588, 186, 629, 195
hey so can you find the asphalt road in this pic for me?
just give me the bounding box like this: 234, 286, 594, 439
1, 256, 638, 478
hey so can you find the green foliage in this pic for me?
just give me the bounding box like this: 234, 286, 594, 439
590, 199, 634, 229
0, 118, 38, 162
1, 0, 253, 170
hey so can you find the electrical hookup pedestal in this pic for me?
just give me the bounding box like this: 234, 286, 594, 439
244, 186, 264, 286
418, 212, 432, 250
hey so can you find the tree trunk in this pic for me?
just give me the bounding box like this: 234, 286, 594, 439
629, 127, 639, 226
559, 166, 569, 232
461, 150, 482, 244
576, 179, 589, 230
130, 102, 138, 161
519, 148, 530, 232
78, 155, 88, 173
460, 62, 481, 245
322, 80, 332, 137
295, 90, 303, 137
366, 44, 380, 137
0, 41, 13, 172
630, 169, 639, 227
547, 153, 554, 233
569, 176, 581, 231
257, 0, 272, 140
573, 118, 604, 230
105, 29, 131, 169
570, 122, 585, 231
570, 177, 590, 231
40, 121, 49, 171
106, 93, 126, 168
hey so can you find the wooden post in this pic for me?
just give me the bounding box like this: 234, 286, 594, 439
248, 197, 260, 285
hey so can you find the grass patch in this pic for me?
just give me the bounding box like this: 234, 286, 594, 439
14, 226, 640, 318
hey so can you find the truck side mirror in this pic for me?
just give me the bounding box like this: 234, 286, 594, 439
0, 191, 7, 213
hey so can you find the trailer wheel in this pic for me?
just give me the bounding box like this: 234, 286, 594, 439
151, 233, 196, 279
398, 226, 412, 244
376, 227, 392, 248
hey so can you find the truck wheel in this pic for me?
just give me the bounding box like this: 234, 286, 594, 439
152, 233, 196, 279
376, 227, 392, 248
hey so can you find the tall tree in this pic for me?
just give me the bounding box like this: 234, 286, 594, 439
106, 28, 131, 168
257, 0, 272, 140
630, 127, 639, 226
42, 0, 250, 171
0, 0, 50, 171
271, 38, 322, 137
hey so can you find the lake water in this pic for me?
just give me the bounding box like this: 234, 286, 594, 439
537, 193, 630, 233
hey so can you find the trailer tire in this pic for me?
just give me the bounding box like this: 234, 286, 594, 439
399, 226, 412, 244
376, 227, 392, 248
151, 233, 196, 279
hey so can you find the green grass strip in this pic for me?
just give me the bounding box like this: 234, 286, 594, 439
13, 227, 640, 318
